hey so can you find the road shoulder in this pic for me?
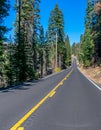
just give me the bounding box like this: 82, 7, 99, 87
78, 67, 101, 90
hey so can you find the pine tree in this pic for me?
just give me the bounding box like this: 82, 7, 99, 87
47, 4, 65, 69
4, 43, 17, 86
72, 42, 76, 56
14, 0, 34, 82
0, 0, 10, 42
81, 0, 94, 67
39, 26, 44, 77
94, 0, 101, 64
44, 31, 50, 75
0, 0, 10, 87
65, 35, 71, 66
33, 0, 41, 74
79, 0, 101, 66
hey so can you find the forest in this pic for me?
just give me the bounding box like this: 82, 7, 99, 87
72, 0, 101, 67
0, 0, 101, 88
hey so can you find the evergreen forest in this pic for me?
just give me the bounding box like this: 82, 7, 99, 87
0, 0, 101, 88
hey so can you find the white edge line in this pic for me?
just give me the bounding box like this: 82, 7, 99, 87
78, 68, 101, 91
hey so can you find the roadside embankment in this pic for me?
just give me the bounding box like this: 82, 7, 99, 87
79, 66, 101, 86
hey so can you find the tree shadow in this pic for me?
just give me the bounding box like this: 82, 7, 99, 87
0, 79, 44, 93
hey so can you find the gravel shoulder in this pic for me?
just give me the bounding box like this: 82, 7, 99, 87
79, 66, 101, 87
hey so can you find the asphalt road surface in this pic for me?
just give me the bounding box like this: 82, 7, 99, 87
0, 63, 101, 130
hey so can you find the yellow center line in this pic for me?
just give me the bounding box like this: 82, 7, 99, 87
64, 77, 67, 80
10, 69, 73, 130
49, 91, 56, 97
59, 81, 63, 85
17, 127, 24, 130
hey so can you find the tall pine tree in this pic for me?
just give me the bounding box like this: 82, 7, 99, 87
94, 0, 101, 64
0, 0, 10, 87
81, 0, 94, 67
47, 4, 65, 69
33, 0, 41, 74
65, 35, 71, 66
39, 26, 44, 77
14, 0, 34, 82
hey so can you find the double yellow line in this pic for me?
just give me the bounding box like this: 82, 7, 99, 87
10, 69, 73, 130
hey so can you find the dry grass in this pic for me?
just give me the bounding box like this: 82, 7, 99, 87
81, 66, 101, 85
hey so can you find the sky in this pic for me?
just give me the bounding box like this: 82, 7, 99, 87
4, 0, 87, 44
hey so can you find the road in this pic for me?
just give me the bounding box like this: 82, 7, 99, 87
0, 63, 101, 130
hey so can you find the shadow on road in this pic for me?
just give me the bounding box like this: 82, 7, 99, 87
0, 80, 42, 93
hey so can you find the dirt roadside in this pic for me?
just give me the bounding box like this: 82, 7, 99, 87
79, 66, 101, 86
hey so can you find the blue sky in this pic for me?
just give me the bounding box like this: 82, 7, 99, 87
5, 0, 87, 44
